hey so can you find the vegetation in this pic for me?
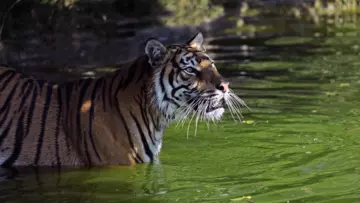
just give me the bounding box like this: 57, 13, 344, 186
159, 0, 223, 26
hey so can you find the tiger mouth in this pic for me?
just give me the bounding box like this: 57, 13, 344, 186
206, 100, 226, 112
206, 104, 225, 112
189, 99, 226, 113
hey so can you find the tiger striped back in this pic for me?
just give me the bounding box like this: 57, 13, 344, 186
0, 68, 79, 167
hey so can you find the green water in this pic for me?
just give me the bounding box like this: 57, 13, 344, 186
2, 2, 360, 203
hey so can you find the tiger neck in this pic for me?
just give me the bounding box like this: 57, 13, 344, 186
111, 55, 170, 163
152, 67, 181, 124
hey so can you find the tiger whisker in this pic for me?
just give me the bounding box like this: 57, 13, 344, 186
188, 98, 209, 137
179, 99, 202, 129
194, 115, 200, 137
185, 99, 205, 138
186, 108, 198, 139
206, 120, 210, 130
175, 99, 200, 128
174, 91, 248, 138
194, 99, 208, 134
224, 99, 237, 122
227, 97, 243, 122
229, 90, 250, 111
175, 107, 192, 128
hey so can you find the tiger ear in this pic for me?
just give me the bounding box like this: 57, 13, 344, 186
187, 32, 205, 51
145, 38, 167, 67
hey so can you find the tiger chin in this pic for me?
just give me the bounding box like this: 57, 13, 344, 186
0, 32, 246, 168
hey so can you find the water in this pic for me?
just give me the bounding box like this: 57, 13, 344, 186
1, 1, 360, 202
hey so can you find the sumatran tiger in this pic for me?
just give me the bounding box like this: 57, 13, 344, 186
0, 32, 246, 168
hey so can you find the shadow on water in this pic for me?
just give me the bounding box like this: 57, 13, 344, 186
0, 162, 167, 203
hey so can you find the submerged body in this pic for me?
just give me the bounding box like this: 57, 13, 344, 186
0, 33, 245, 168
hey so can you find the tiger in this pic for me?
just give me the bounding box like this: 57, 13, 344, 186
0, 32, 246, 168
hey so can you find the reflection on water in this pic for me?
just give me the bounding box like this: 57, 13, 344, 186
1, 0, 360, 202
0, 161, 168, 203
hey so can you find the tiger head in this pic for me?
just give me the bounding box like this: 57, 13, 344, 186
145, 32, 245, 122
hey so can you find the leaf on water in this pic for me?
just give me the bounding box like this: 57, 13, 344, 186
339, 82, 350, 87
325, 91, 337, 96
301, 187, 313, 193
230, 196, 252, 201
242, 120, 255, 124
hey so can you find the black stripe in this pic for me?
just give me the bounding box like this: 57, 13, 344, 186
18, 81, 32, 109
203, 93, 218, 98
0, 79, 20, 115
112, 67, 137, 102
135, 95, 155, 146
113, 66, 138, 107
158, 66, 181, 106
115, 103, 143, 163
1, 111, 25, 167
0, 120, 12, 149
142, 93, 161, 141
100, 78, 107, 111
179, 57, 187, 65
34, 85, 52, 165
63, 83, 74, 149
172, 57, 181, 68
171, 84, 190, 99
175, 70, 182, 84
0, 71, 15, 92
121, 66, 137, 89
25, 84, 37, 137
108, 75, 117, 108
82, 132, 91, 165
0, 105, 10, 127
0, 79, 21, 132
65, 83, 73, 111
168, 69, 175, 89
54, 86, 62, 168
159, 67, 166, 92
163, 94, 180, 107
136, 68, 145, 84
140, 87, 156, 143
0, 70, 14, 80
135, 58, 152, 84
38, 79, 47, 90
0, 79, 29, 166
88, 79, 102, 162
129, 111, 154, 161
149, 109, 157, 127
140, 89, 154, 137
76, 79, 92, 165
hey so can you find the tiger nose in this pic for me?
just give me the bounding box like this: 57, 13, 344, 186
216, 81, 229, 93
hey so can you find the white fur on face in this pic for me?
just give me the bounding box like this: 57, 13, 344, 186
205, 108, 225, 120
